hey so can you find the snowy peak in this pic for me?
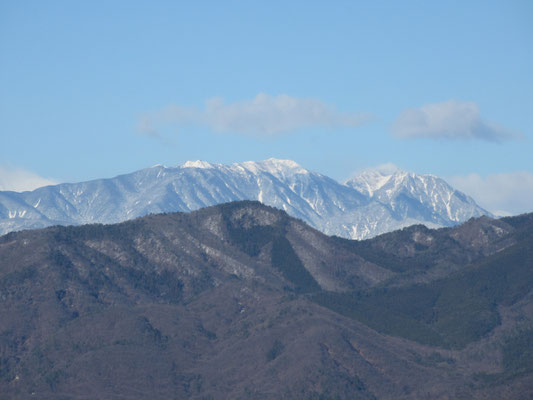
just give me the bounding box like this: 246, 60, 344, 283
182, 160, 218, 169
347, 171, 392, 197
179, 158, 311, 180
237, 158, 310, 179
347, 166, 442, 201
345, 163, 410, 197
346, 165, 491, 225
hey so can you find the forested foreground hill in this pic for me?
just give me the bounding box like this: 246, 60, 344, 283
1, 201, 532, 399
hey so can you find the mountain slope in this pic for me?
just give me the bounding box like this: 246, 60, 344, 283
1, 202, 532, 399
316, 213, 533, 349
345, 166, 491, 236
0, 159, 490, 239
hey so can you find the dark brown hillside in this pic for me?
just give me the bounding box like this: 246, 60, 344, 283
332, 214, 521, 286
1, 201, 532, 399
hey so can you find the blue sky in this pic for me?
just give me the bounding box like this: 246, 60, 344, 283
1, 1, 532, 215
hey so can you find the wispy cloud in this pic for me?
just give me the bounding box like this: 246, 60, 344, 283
139, 93, 371, 136
0, 166, 57, 192
448, 171, 533, 216
364, 162, 402, 175
392, 100, 520, 142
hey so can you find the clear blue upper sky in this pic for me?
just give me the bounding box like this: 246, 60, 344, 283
1, 1, 532, 214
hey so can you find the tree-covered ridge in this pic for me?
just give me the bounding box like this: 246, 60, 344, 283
1, 201, 532, 399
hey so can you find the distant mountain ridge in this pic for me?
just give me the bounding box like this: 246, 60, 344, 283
0, 159, 490, 239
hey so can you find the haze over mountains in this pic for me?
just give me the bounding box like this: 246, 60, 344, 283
0, 159, 490, 239
1, 201, 532, 399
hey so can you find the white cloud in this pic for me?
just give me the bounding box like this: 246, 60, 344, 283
139, 93, 371, 136
0, 166, 57, 192
368, 162, 402, 175
448, 171, 533, 216
392, 100, 519, 142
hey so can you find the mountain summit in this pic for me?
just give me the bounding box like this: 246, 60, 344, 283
346, 165, 489, 228
0, 159, 490, 239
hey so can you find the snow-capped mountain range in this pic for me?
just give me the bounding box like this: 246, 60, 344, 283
0, 159, 491, 239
